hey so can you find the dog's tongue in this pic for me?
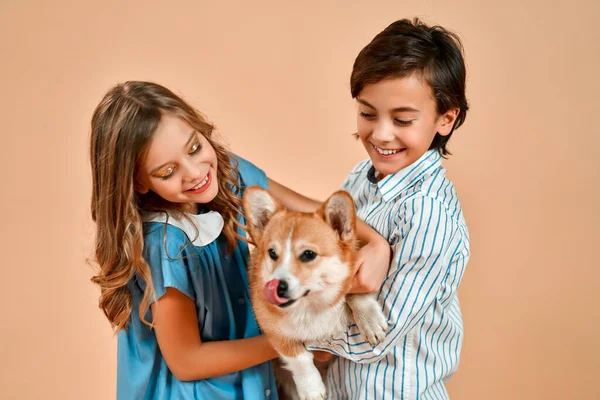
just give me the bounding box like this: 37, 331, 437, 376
264, 279, 288, 305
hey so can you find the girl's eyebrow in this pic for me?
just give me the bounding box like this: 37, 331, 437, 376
183, 130, 197, 147
149, 130, 196, 174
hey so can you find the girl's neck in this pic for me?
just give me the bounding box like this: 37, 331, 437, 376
182, 202, 199, 214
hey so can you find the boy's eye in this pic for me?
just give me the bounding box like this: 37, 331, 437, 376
268, 249, 278, 261
359, 111, 376, 120
395, 119, 413, 127
299, 250, 317, 263
189, 142, 202, 155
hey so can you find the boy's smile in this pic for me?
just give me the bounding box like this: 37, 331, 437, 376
370, 142, 407, 157
356, 75, 458, 180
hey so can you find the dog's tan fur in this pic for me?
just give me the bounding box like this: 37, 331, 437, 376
243, 187, 387, 400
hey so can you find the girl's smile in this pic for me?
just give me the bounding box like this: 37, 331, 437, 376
184, 170, 212, 194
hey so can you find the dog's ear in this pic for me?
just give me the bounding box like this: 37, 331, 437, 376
321, 190, 356, 241
242, 186, 280, 241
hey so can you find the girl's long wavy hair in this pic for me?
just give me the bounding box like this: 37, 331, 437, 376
90, 81, 245, 331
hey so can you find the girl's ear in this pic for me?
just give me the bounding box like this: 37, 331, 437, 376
437, 108, 460, 136
134, 181, 149, 194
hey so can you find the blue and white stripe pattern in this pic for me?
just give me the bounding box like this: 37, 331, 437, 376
308, 150, 470, 399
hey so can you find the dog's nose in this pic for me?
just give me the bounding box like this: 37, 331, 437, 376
277, 280, 289, 298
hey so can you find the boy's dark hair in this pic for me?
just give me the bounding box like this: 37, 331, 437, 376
351, 18, 469, 156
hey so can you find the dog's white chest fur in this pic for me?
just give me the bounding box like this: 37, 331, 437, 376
280, 301, 350, 341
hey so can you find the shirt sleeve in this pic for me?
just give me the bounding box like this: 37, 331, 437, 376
138, 223, 197, 301
307, 195, 460, 364
341, 159, 371, 192
232, 153, 269, 190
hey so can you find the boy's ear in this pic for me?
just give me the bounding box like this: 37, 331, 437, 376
134, 181, 149, 194
437, 108, 460, 136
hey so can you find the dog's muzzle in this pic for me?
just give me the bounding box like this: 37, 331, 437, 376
264, 279, 311, 308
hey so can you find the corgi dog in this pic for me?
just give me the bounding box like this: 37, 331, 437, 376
242, 187, 388, 400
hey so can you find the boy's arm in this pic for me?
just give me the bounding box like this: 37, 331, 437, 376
307, 196, 465, 364
267, 178, 391, 293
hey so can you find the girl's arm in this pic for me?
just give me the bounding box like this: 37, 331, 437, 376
152, 287, 278, 381
267, 178, 391, 293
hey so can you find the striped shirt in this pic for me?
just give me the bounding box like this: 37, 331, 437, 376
308, 150, 470, 399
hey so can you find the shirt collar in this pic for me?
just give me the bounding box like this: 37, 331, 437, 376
143, 210, 224, 247
371, 150, 442, 202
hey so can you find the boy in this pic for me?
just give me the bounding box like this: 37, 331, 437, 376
308, 18, 471, 399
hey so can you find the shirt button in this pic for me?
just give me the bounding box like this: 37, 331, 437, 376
238, 297, 246, 305
265, 389, 271, 396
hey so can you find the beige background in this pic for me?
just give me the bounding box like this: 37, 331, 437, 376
1, 0, 599, 399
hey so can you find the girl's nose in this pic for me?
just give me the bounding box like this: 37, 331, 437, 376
181, 159, 203, 183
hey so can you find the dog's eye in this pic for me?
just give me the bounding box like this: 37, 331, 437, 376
268, 249, 278, 261
299, 250, 317, 262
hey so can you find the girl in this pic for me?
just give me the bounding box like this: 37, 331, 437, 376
89, 81, 390, 399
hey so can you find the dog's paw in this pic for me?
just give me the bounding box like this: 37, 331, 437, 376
351, 297, 388, 346
296, 380, 327, 400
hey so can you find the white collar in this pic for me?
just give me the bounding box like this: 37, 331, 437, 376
143, 211, 224, 247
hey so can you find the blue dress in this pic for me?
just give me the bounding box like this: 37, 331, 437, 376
117, 156, 277, 400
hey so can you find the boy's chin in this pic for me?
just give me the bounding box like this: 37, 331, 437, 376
369, 148, 429, 179
370, 157, 410, 179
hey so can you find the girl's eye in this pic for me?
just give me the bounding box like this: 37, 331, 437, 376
157, 166, 175, 180
190, 142, 202, 155
359, 111, 376, 120
268, 249, 278, 261
395, 119, 413, 127
299, 250, 317, 263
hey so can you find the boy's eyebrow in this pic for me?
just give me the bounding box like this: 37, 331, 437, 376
357, 98, 419, 113
357, 98, 376, 109
149, 130, 197, 174
391, 106, 419, 113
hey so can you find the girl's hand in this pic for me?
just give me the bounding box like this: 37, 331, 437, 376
349, 237, 391, 294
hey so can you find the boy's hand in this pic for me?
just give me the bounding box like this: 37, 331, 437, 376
349, 237, 391, 294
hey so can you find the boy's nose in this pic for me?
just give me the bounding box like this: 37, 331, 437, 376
372, 122, 396, 142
